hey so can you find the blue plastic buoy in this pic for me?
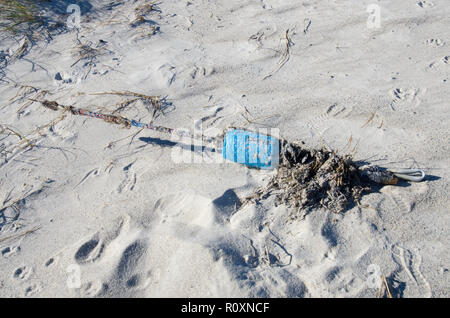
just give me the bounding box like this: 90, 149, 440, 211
222, 129, 279, 169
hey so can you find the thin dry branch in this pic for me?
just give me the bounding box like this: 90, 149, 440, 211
263, 29, 294, 80
361, 112, 376, 128
0, 123, 34, 148
87, 90, 164, 120
0, 226, 40, 243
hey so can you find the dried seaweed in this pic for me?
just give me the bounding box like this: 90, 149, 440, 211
242, 139, 371, 217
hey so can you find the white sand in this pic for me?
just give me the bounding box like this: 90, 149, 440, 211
0, 0, 448, 297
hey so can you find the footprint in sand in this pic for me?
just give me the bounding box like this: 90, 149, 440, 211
391, 245, 432, 297
52, 66, 86, 88
417, 1, 434, 8
250, 267, 308, 297
74, 235, 105, 264
117, 163, 137, 194
13, 266, 32, 280
24, 283, 42, 297
212, 189, 242, 224
125, 274, 141, 289
44, 256, 58, 267
71, 215, 148, 294
425, 38, 445, 47
305, 104, 352, 137
426, 57, 450, 70
82, 280, 108, 297
248, 24, 278, 49
389, 88, 426, 111
74, 168, 101, 189
87, 239, 147, 295
189, 66, 215, 79
259, 0, 274, 10
1, 245, 20, 257
158, 64, 177, 87
116, 241, 147, 282
386, 181, 428, 214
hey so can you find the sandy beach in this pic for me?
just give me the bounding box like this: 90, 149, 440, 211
0, 0, 448, 297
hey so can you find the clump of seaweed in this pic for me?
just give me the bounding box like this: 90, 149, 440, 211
243, 139, 370, 217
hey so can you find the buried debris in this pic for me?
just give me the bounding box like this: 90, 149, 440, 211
242, 140, 371, 216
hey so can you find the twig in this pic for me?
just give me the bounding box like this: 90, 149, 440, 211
378, 278, 384, 298
105, 128, 144, 149
0, 226, 40, 244
382, 275, 393, 298
87, 91, 162, 117
0, 123, 34, 148
303, 18, 311, 35
378, 275, 393, 298
263, 29, 294, 80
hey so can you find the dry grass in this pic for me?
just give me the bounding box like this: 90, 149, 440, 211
104, 128, 144, 150
0, 123, 34, 149
361, 112, 376, 128
0, 122, 40, 169
249, 31, 264, 49
9, 84, 49, 117
86, 90, 165, 121
0, 89, 68, 167
71, 39, 113, 79
131, 1, 160, 26
0, 0, 43, 34
343, 135, 360, 158
378, 275, 393, 298
0, 226, 40, 243
0, 0, 69, 66
263, 29, 294, 80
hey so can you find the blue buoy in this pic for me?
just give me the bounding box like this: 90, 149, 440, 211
222, 129, 279, 169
